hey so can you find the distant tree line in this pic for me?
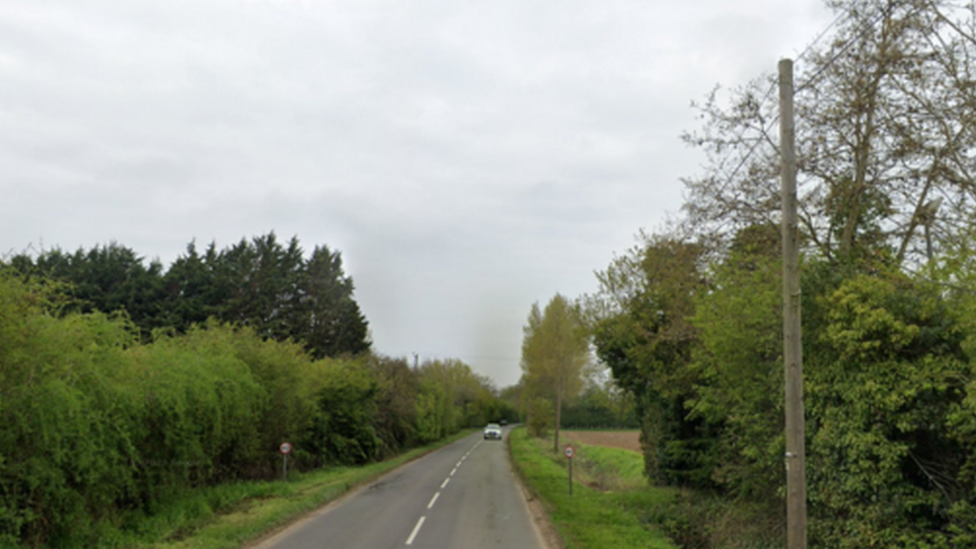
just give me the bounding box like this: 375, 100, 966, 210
0, 238, 514, 547
558, 384, 639, 430
4, 232, 369, 359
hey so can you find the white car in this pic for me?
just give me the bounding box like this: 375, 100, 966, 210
483, 423, 502, 440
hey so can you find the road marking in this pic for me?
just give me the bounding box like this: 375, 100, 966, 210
405, 516, 426, 545
407, 437, 487, 546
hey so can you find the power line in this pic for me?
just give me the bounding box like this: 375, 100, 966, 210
795, 0, 919, 94
705, 6, 849, 198
795, 9, 853, 66
713, 1, 909, 194
712, 79, 778, 178
719, 114, 780, 193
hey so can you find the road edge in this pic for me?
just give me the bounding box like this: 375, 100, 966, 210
244, 430, 477, 549
506, 427, 564, 549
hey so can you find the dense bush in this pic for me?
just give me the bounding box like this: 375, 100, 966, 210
592, 244, 976, 547
0, 273, 504, 547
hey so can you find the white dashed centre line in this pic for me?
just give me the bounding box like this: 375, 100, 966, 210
406, 436, 485, 546
405, 516, 426, 545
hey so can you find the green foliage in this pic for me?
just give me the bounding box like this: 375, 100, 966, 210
521, 296, 589, 405
527, 397, 554, 438
365, 356, 419, 458
688, 244, 783, 499
589, 236, 713, 486
0, 274, 142, 546
560, 384, 639, 429
578, 0, 976, 543
521, 294, 590, 452
414, 379, 447, 444
0, 271, 511, 547
416, 358, 500, 433
590, 228, 976, 545
298, 246, 371, 358
13, 243, 166, 339
219, 323, 319, 475
133, 327, 266, 488
3, 232, 371, 358
647, 489, 785, 549
802, 269, 970, 547
302, 359, 380, 466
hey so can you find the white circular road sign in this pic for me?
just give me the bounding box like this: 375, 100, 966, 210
564, 446, 575, 459
280, 442, 292, 455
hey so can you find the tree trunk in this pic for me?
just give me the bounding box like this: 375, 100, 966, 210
553, 382, 563, 454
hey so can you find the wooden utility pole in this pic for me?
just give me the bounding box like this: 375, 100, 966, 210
779, 58, 807, 549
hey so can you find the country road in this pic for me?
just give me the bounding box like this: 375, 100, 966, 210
253, 426, 546, 549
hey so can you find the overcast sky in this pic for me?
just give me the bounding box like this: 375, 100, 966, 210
1, 0, 834, 387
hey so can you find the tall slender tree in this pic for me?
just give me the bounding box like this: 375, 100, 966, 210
521, 294, 589, 453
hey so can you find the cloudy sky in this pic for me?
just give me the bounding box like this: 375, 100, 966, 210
1, 0, 834, 387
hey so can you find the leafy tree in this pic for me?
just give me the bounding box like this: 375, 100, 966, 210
416, 358, 499, 434
303, 359, 380, 466
526, 396, 554, 438
210, 321, 319, 476
687, 233, 784, 500
168, 234, 371, 357
217, 233, 306, 339
365, 355, 419, 457
158, 241, 227, 333
7, 233, 374, 358
498, 381, 527, 423
683, 0, 976, 267
297, 245, 371, 358
414, 377, 448, 443
575, 1, 976, 543
588, 235, 715, 486
802, 267, 971, 547
6, 243, 165, 339
521, 294, 589, 453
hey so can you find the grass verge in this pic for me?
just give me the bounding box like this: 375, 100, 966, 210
508, 427, 678, 549
101, 430, 476, 549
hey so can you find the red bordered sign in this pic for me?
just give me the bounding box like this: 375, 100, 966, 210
280, 442, 292, 455
564, 445, 575, 459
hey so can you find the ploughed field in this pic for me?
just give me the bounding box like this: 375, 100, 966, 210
561, 430, 641, 453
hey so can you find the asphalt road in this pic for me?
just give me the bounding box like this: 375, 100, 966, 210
256, 427, 545, 549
